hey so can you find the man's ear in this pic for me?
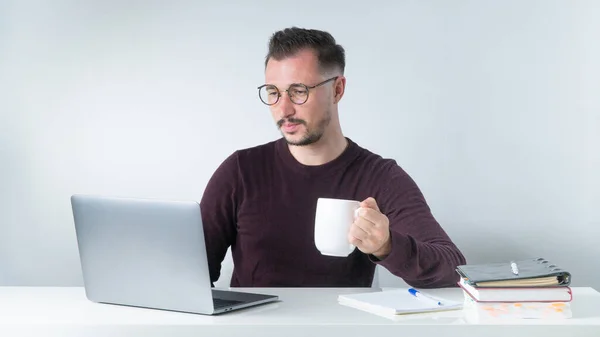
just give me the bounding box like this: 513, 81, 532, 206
334, 76, 346, 104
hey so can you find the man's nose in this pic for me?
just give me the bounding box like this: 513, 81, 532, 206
277, 93, 296, 118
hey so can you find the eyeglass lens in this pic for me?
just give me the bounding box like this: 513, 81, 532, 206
259, 84, 309, 105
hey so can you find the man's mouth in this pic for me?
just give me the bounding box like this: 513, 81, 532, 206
278, 118, 305, 128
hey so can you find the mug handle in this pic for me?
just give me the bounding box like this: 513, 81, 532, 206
348, 207, 361, 253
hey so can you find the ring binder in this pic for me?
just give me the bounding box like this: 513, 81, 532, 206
456, 257, 571, 288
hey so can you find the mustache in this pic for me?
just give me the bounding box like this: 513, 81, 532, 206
277, 118, 306, 127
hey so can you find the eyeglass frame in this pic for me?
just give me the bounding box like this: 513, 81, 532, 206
257, 76, 339, 106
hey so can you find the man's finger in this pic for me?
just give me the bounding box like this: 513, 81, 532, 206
348, 226, 368, 245
353, 215, 376, 233
350, 221, 370, 237
356, 207, 385, 228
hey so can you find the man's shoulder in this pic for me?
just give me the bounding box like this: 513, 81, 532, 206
351, 140, 421, 201
211, 139, 281, 180
233, 139, 280, 164
352, 139, 405, 174
349, 140, 417, 190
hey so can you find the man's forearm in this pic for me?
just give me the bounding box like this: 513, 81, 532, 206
372, 230, 467, 288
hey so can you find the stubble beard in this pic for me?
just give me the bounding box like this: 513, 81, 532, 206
279, 110, 332, 147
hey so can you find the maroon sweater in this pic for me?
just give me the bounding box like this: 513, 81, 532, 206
200, 137, 466, 288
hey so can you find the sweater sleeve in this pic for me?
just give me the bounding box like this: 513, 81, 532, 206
370, 163, 466, 288
199, 152, 239, 286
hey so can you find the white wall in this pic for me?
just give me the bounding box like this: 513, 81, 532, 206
1, 0, 598, 289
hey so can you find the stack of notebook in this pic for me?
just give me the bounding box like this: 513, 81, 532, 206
455, 257, 573, 319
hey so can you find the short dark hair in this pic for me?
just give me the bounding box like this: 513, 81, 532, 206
265, 27, 345, 75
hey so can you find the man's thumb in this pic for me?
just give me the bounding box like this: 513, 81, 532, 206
360, 197, 380, 212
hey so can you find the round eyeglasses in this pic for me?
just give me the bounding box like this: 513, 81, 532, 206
257, 76, 338, 106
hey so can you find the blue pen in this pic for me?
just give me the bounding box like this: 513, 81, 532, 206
408, 288, 443, 306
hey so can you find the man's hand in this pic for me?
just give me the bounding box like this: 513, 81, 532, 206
348, 197, 391, 259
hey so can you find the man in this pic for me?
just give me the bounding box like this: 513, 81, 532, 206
200, 27, 466, 288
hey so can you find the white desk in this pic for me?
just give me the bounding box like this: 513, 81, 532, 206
1, 286, 599, 337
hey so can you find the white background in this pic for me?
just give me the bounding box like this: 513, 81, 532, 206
1, 0, 598, 289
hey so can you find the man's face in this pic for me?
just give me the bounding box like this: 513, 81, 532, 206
263, 49, 335, 146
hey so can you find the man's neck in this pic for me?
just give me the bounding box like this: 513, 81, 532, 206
288, 132, 348, 166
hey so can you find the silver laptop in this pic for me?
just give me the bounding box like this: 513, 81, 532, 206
70, 194, 279, 315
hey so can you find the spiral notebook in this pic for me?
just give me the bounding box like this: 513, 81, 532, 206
338, 289, 463, 316
456, 257, 571, 288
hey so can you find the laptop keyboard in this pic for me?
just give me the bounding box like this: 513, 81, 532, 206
213, 297, 245, 309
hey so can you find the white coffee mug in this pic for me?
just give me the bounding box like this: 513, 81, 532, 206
314, 197, 360, 257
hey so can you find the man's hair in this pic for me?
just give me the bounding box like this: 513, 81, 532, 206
265, 27, 345, 75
